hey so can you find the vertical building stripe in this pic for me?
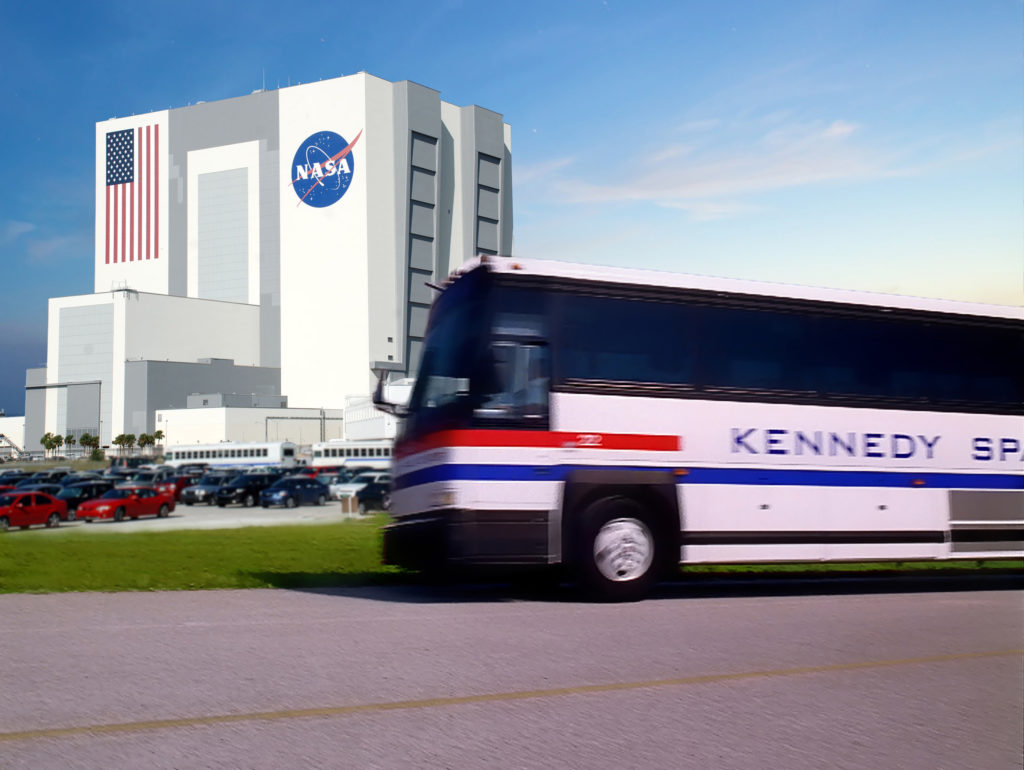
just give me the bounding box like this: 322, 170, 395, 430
105, 185, 110, 264
121, 183, 126, 264
137, 127, 142, 261
154, 124, 159, 259
146, 125, 151, 260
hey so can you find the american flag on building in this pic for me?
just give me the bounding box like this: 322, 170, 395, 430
105, 125, 158, 263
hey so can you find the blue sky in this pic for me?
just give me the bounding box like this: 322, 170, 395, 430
0, 0, 1021, 414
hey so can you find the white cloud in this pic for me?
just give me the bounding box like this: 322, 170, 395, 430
823, 120, 858, 138
25, 233, 90, 263
514, 156, 575, 184
551, 118, 896, 212
2, 220, 36, 244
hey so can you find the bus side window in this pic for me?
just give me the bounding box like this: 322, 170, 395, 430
477, 341, 549, 420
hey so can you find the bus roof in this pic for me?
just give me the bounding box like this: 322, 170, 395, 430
458, 255, 1022, 321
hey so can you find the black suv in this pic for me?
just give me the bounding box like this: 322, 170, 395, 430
215, 473, 283, 508
180, 471, 236, 506
56, 480, 114, 518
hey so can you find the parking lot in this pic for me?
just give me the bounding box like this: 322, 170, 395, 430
49, 500, 365, 533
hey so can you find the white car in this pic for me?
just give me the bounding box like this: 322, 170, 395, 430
326, 471, 390, 501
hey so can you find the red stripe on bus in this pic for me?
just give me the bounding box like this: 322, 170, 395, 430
396, 430, 682, 458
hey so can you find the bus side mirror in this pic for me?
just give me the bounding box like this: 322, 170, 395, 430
372, 367, 409, 418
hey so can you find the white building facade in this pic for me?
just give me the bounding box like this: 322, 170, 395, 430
25, 73, 513, 452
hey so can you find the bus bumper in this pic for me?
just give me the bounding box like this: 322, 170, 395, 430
383, 509, 551, 570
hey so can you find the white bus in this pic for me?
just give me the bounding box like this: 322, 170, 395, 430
375, 256, 1023, 600
310, 439, 392, 470
164, 441, 298, 469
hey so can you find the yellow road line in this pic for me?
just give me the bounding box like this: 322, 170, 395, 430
3, 648, 1020, 743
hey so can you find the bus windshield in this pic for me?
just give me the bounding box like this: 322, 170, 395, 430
404, 267, 550, 437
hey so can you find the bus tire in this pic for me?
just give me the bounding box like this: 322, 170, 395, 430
574, 496, 660, 602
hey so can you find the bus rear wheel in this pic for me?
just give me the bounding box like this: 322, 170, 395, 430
575, 496, 659, 602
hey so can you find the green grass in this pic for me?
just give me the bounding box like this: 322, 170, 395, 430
2, 458, 108, 473
0, 517, 402, 593
0, 516, 1019, 594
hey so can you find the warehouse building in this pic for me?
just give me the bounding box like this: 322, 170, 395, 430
23, 72, 513, 451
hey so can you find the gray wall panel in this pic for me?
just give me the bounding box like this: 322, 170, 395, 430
410, 168, 436, 204
477, 187, 500, 220
124, 358, 281, 436
197, 168, 249, 302
409, 236, 434, 271
476, 219, 499, 253
58, 305, 114, 444
408, 305, 430, 339
407, 270, 435, 305
167, 91, 280, 338
411, 134, 437, 171
478, 154, 501, 189
409, 202, 435, 238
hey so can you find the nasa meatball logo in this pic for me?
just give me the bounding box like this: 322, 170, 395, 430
290, 129, 362, 208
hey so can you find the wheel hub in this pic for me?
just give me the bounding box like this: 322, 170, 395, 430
593, 517, 654, 582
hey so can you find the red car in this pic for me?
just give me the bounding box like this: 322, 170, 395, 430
0, 491, 69, 531
77, 486, 175, 522
155, 474, 198, 501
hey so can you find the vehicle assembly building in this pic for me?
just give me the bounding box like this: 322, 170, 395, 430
22, 73, 513, 452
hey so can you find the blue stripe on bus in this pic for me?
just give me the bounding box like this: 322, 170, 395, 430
394, 464, 1023, 491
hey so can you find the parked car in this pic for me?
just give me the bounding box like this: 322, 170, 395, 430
355, 478, 391, 513
16, 476, 47, 489
118, 468, 175, 486
19, 483, 64, 498
179, 471, 237, 506
56, 480, 115, 518
0, 470, 32, 484
155, 474, 198, 501
259, 477, 329, 508
316, 470, 359, 499
19, 469, 72, 484
107, 457, 148, 471
0, 491, 69, 531
215, 473, 283, 508
76, 485, 175, 522
176, 463, 209, 477
329, 471, 391, 502
59, 472, 103, 486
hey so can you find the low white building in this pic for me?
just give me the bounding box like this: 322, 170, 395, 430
155, 404, 344, 446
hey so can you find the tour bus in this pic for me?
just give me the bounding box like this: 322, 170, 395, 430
374, 256, 1023, 600
164, 441, 298, 469
310, 439, 392, 470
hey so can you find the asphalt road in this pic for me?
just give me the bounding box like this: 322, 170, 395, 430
1, 583, 1021, 768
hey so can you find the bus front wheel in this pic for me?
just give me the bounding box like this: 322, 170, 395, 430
575, 496, 659, 602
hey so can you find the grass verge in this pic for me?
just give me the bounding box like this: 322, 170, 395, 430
1, 517, 1019, 594
0, 517, 402, 593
